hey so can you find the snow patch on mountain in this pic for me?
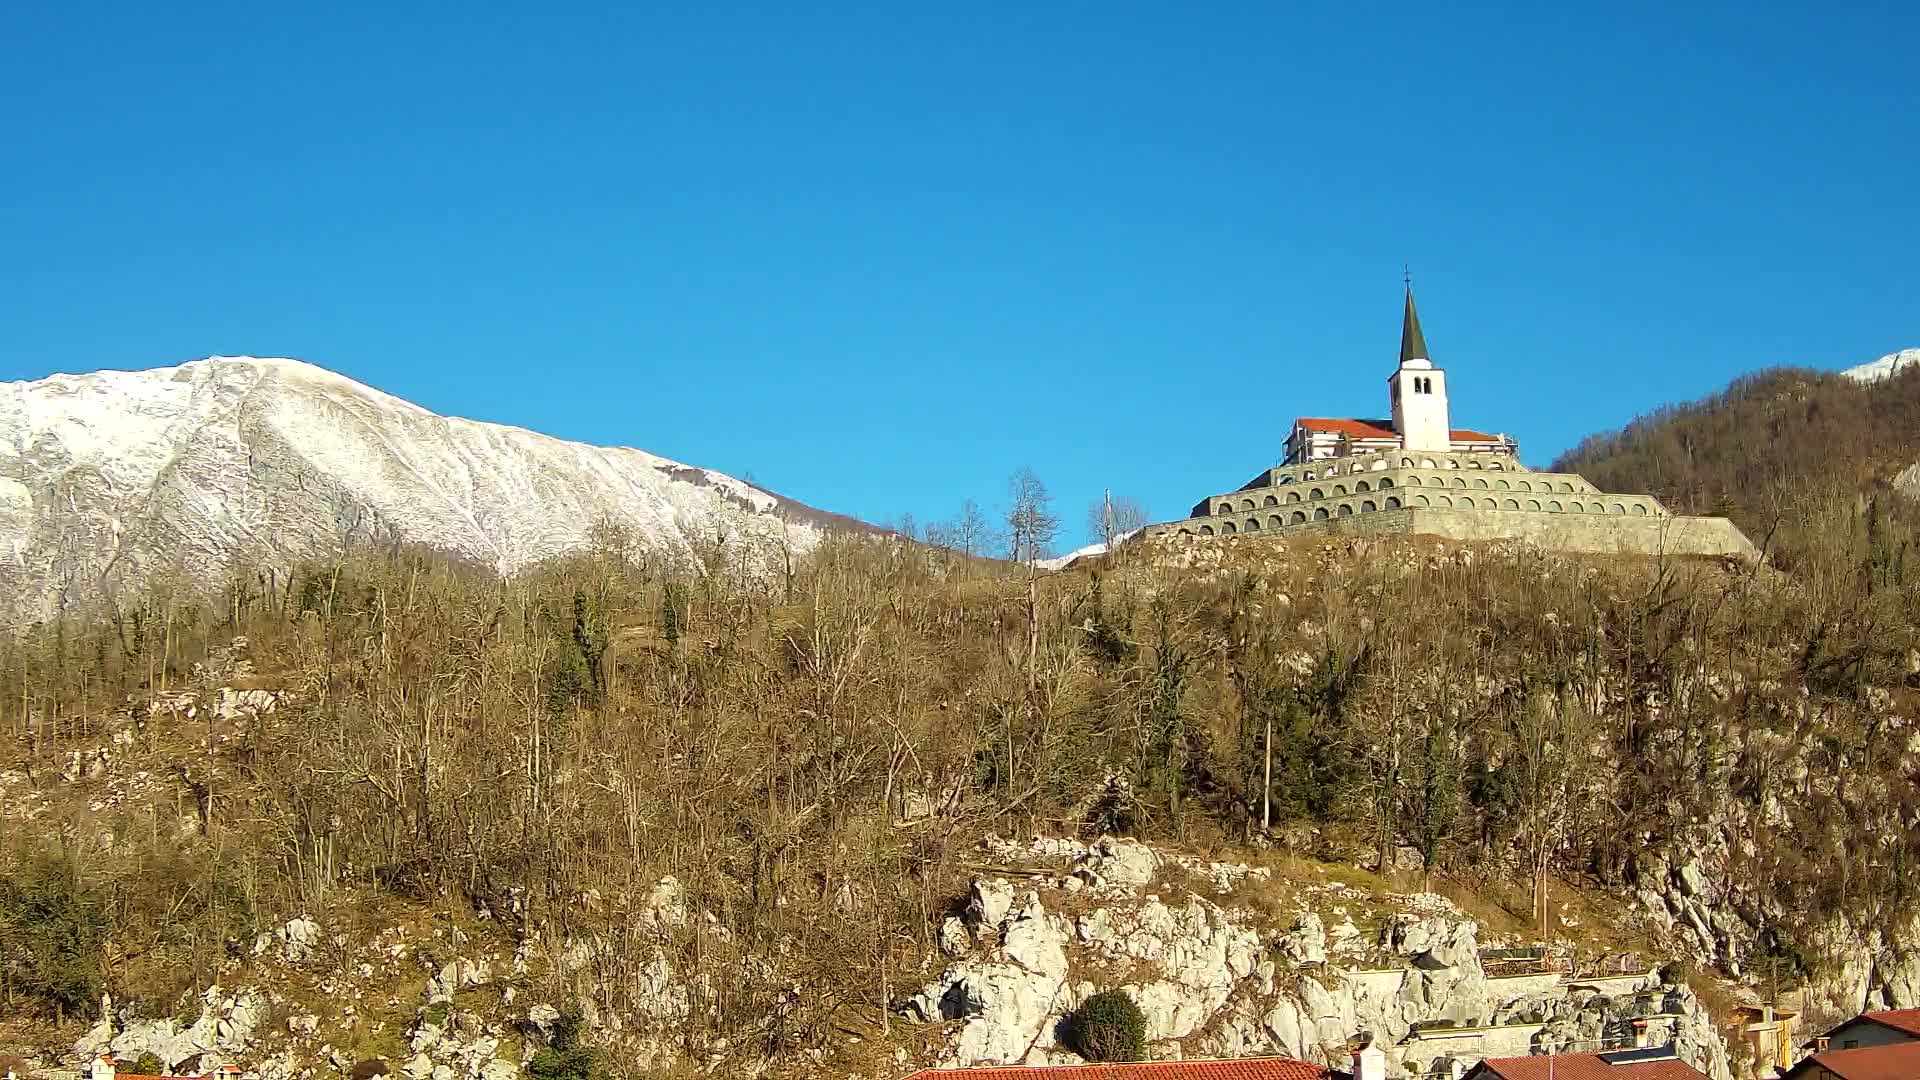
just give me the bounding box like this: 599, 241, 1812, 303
0, 356, 833, 620
1843, 348, 1920, 382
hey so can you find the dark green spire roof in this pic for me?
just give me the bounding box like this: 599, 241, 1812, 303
1400, 286, 1430, 364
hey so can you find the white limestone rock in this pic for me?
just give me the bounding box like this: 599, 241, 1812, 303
1074, 836, 1158, 891
967, 877, 1016, 932
1280, 912, 1328, 966
525, 1004, 561, 1036
904, 894, 1073, 1066
279, 915, 322, 962
939, 916, 972, 957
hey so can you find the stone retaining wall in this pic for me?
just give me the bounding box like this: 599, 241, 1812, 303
1144, 507, 1758, 560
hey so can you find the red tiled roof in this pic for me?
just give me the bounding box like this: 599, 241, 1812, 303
1292, 418, 1503, 444
1862, 1009, 1920, 1037
1295, 417, 1398, 439
1471, 1052, 1707, 1080
903, 1058, 1329, 1080
1790, 1041, 1920, 1080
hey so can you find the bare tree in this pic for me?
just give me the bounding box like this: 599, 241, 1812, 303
1084, 492, 1149, 552
1005, 468, 1058, 567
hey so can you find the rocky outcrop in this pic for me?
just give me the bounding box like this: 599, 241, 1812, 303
901, 838, 1736, 1080
905, 881, 1079, 1066
75, 987, 268, 1071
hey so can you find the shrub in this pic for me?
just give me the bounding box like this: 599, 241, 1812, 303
528, 1007, 597, 1080
1064, 989, 1147, 1063
0, 859, 108, 1020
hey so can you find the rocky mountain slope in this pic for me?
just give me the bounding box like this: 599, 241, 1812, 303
0, 357, 840, 622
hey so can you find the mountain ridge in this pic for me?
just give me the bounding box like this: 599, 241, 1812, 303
0, 356, 844, 621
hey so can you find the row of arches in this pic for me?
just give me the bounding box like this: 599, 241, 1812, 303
1274, 454, 1511, 485
1219, 475, 1591, 514
1183, 495, 1651, 536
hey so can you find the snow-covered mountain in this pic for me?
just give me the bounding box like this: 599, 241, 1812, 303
1843, 348, 1920, 382
0, 357, 842, 621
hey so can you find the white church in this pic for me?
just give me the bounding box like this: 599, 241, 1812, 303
1281, 288, 1518, 465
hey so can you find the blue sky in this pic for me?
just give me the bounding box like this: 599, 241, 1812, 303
4, 2, 1916, 546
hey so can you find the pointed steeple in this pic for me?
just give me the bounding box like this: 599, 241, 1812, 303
1399, 285, 1430, 365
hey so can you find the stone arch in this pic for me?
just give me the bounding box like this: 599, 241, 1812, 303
1268, 515, 1284, 528
1548, 500, 1563, 513
1313, 507, 1330, 521
1380, 476, 1395, 488
1610, 502, 1626, 514
1452, 477, 1468, 489
1290, 511, 1308, 524
1277, 474, 1294, 485
1517, 480, 1532, 492
1400, 457, 1414, 467
1287, 491, 1302, 503
1222, 520, 1238, 533
1333, 483, 1348, 496
1386, 496, 1402, 509
1482, 498, 1498, 509
1263, 494, 1279, 507
1371, 458, 1388, 471
1474, 478, 1489, 489
1356, 480, 1372, 493
1303, 471, 1316, 482
1496, 479, 1510, 490
1437, 495, 1454, 507
1310, 488, 1325, 500
1446, 459, 1460, 469
1178, 528, 1193, 537
1218, 502, 1234, 515
1407, 475, 1422, 486
1489, 461, 1504, 471
1631, 503, 1648, 515
1503, 498, 1519, 510
1420, 458, 1438, 468
1337, 503, 1354, 517
1469, 460, 1484, 470
1527, 499, 1541, 511
1361, 500, 1377, 512
1559, 482, 1575, 493
1200, 524, 1215, 535
1415, 494, 1431, 507
1240, 498, 1256, 511
1245, 518, 1261, 531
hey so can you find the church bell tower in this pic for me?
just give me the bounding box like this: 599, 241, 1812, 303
1388, 284, 1452, 452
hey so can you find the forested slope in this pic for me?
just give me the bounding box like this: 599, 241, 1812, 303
3, 369, 1920, 1074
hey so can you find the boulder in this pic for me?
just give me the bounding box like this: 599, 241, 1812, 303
1280, 913, 1327, 966
967, 878, 1016, 933
1076, 836, 1158, 890
939, 916, 972, 957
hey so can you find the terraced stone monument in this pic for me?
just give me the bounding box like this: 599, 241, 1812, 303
1142, 288, 1757, 560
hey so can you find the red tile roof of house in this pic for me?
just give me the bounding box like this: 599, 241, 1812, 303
1470, 1052, 1708, 1080
1291, 418, 1502, 443
902, 1058, 1329, 1080
1789, 1040, 1920, 1080
1860, 1009, 1920, 1037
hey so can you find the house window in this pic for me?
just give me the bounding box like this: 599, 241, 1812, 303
1843, 1041, 1858, 1050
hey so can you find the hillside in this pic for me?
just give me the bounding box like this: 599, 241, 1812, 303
4, 360, 1920, 1080
1552, 352, 1920, 568
0, 357, 851, 624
